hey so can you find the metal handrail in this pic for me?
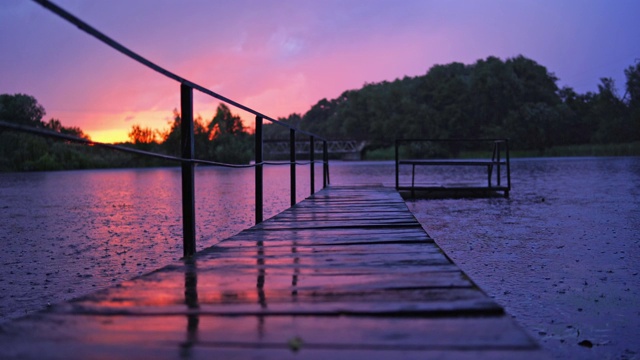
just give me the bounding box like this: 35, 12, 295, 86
4, 0, 332, 258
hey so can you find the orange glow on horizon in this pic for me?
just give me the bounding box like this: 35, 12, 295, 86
89, 128, 130, 144
83, 110, 258, 143
50, 92, 297, 144
66, 109, 179, 144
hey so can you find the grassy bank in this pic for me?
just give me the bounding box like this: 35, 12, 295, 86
511, 142, 640, 157
363, 142, 640, 160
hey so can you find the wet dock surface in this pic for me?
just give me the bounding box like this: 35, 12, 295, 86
0, 186, 546, 359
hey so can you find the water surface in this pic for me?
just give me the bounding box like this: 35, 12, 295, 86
407, 157, 640, 360
1, 158, 639, 359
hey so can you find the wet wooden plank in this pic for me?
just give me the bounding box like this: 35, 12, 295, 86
0, 314, 541, 360
0, 186, 546, 359
59, 287, 493, 313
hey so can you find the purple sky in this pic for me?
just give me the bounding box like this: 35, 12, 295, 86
1, 0, 639, 142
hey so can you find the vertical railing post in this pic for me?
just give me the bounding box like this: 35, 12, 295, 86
309, 135, 315, 195
496, 141, 502, 187
323, 141, 328, 188
395, 140, 400, 190
290, 129, 296, 207
180, 84, 196, 258
255, 116, 263, 224
506, 139, 511, 198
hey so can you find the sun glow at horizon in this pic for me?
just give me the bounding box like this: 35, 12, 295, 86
61, 109, 178, 144
88, 128, 131, 144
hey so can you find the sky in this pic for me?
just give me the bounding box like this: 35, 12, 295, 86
1, 0, 639, 143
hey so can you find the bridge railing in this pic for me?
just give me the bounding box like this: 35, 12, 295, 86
0, 0, 331, 258
263, 140, 366, 155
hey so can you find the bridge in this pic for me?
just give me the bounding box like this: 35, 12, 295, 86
264, 140, 367, 160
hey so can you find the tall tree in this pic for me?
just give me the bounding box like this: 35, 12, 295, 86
624, 63, 640, 108
0, 93, 46, 127
624, 63, 640, 140
0, 94, 99, 171
590, 78, 631, 143
128, 124, 157, 145
159, 109, 183, 156
159, 110, 209, 158
204, 103, 252, 164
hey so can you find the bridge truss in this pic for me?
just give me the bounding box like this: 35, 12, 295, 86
263, 140, 367, 155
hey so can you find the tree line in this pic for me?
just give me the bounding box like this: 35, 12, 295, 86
267, 55, 640, 154
1, 55, 639, 171
127, 104, 252, 165
0, 94, 253, 172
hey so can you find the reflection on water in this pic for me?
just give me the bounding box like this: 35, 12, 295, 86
0, 165, 323, 322
256, 238, 267, 310
256, 238, 266, 339
181, 259, 199, 358
74, 227, 320, 357
291, 235, 300, 300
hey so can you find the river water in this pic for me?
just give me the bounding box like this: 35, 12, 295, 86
1, 158, 639, 359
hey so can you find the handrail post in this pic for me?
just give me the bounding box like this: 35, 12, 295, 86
323, 140, 329, 188
255, 116, 263, 224
180, 84, 196, 258
496, 141, 502, 187
506, 139, 511, 198
326, 148, 331, 186
489, 141, 497, 187
309, 135, 315, 195
395, 140, 400, 190
290, 128, 296, 207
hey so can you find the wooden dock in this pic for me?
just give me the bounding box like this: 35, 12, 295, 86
0, 186, 546, 359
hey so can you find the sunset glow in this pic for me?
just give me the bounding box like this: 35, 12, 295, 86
81, 109, 178, 144
1, 0, 639, 143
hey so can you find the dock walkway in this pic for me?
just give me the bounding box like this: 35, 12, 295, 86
0, 186, 545, 359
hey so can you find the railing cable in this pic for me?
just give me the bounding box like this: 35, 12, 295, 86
31, 0, 325, 141
0, 121, 322, 169
0, 120, 254, 168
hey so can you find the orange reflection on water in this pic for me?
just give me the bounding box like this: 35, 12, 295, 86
72, 236, 308, 314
